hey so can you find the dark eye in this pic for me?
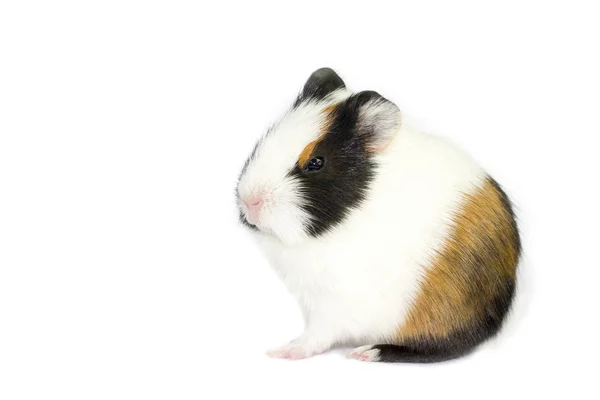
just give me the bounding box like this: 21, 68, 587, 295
305, 156, 325, 172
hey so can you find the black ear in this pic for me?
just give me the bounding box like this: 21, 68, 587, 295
348, 91, 402, 152
294, 67, 346, 107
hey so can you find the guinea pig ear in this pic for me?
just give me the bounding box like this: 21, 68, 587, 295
352, 90, 401, 153
294, 67, 346, 107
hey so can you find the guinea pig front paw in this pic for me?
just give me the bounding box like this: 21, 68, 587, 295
266, 339, 328, 360
266, 331, 335, 360
266, 344, 313, 360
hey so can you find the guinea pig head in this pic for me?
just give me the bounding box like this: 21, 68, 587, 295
236, 68, 401, 245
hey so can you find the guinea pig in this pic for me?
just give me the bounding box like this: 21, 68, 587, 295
235, 67, 521, 363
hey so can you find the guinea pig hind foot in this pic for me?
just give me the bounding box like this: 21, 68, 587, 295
348, 344, 469, 364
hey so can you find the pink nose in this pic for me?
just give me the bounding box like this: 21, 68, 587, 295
243, 197, 264, 213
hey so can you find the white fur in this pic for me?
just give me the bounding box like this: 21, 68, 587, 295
238, 97, 486, 357
237, 89, 352, 245
357, 98, 402, 150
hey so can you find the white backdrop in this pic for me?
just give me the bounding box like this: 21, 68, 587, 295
1, 1, 599, 399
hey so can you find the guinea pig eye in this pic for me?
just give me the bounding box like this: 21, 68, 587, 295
306, 156, 325, 172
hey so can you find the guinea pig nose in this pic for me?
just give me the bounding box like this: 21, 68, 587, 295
244, 197, 264, 212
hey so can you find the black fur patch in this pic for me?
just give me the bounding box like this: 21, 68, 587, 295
288, 91, 388, 237
293, 67, 346, 108
371, 278, 516, 363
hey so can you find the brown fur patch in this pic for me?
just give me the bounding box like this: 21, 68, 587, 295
397, 177, 520, 341
297, 105, 337, 167
298, 138, 323, 167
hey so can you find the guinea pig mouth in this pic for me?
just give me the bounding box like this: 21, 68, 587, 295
239, 210, 260, 231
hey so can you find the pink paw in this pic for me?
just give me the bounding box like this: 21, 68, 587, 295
266, 341, 326, 360
266, 346, 310, 360
348, 345, 381, 362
